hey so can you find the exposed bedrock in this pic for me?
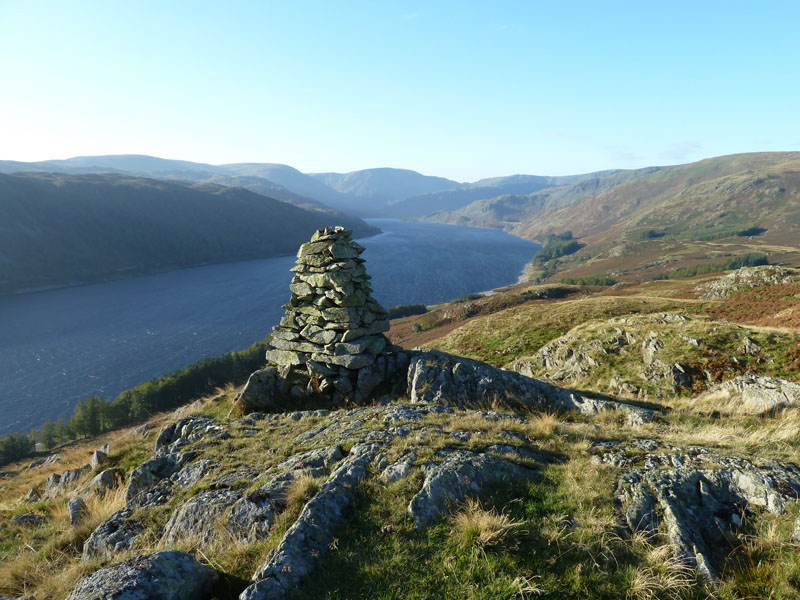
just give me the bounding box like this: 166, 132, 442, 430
595, 439, 800, 581
407, 349, 656, 425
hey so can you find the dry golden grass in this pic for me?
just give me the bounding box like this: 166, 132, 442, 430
627, 543, 698, 600
0, 485, 127, 599
450, 498, 526, 552
284, 472, 322, 511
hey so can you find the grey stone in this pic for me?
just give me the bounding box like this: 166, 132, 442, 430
241, 443, 382, 600
90, 449, 107, 470
701, 375, 800, 415
86, 469, 120, 492
162, 488, 242, 548
126, 452, 196, 505
12, 512, 47, 527
68, 497, 88, 526
82, 509, 144, 561
609, 442, 800, 581
67, 550, 218, 600
274, 445, 344, 477
226, 473, 297, 544
700, 265, 794, 299
46, 465, 90, 497
380, 451, 416, 484
22, 487, 40, 502
408, 449, 539, 529
408, 349, 655, 425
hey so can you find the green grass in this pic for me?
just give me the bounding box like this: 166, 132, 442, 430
290, 471, 661, 600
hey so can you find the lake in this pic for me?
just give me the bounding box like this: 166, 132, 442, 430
0, 219, 538, 435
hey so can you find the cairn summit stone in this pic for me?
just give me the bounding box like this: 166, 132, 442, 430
237, 226, 408, 411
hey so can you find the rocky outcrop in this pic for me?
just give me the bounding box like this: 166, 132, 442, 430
408, 349, 655, 425
699, 265, 794, 299
235, 227, 409, 413
595, 439, 800, 580
407, 449, 538, 529
67, 550, 218, 600
45, 465, 90, 498
700, 375, 800, 414
82, 509, 144, 561
241, 443, 382, 600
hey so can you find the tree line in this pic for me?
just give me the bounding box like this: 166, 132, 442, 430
0, 338, 270, 467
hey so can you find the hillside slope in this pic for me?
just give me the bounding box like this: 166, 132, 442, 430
0, 172, 378, 294
389, 171, 626, 219
429, 152, 800, 281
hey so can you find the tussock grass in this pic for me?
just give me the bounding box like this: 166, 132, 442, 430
627, 544, 698, 600
450, 498, 526, 552
285, 472, 322, 511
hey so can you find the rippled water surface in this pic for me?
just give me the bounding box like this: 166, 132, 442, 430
0, 219, 538, 434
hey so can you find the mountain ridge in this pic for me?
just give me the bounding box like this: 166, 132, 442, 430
0, 171, 379, 295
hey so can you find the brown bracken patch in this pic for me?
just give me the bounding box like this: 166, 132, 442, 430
704, 282, 800, 328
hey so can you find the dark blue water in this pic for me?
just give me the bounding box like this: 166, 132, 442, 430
0, 219, 537, 435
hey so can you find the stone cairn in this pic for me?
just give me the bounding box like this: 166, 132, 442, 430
236, 226, 408, 412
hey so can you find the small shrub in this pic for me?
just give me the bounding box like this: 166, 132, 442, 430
560, 275, 618, 286
452, 293, 483, 304
386, 303, 428, 319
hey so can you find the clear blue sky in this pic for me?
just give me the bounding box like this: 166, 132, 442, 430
1, 1, 798, 181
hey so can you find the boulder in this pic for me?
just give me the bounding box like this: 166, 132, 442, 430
86, 468, 120, 493
161, 489, 242, 548
700, 265, 794, 299
90, 449, 107, 470
12, 513, 47, 527
233, 367, 284, 414
68, 497, 88, 526
67, 550, 218, 600
600, 439, 800, 581
700, 375, 800, 415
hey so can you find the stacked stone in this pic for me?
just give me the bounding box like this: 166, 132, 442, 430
265, 226, 397, 402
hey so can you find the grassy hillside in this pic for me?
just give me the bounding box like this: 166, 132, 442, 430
387, 171, 629, 219
0, 172, 378, 294
427, 152, 800, 282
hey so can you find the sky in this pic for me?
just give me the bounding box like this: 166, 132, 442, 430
1, 1, 799, 181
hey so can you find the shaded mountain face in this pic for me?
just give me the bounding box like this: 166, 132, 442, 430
0, 172, 379, 294
311, 168, 460, 216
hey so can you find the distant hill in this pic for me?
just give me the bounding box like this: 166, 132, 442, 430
425, 168, 660, 227
428, 152, 800, 282
387, 171, 623, 219
0, 156, 347, 215
0, 155, 628, 219
311, 168, 460, 216
0, 172, 379, 294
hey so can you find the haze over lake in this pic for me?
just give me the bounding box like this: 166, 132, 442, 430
0, 220, 538, 435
